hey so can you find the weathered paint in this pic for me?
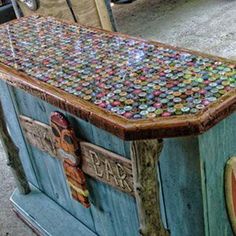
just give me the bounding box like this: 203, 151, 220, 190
0, 80, 39, 187
2, 79, 235, 235
10, 185, 97, 236
131, 139, 169, 236
159, 137, 205, 236
199, 113, 236, 236
0, 100, 30, 195
9, 85, 140, 236
19, 115, 134, 195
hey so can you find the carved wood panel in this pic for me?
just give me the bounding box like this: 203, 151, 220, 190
19, 115, 134, 195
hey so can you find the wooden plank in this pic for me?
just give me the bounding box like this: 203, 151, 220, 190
19, 115, 55, 156
198, 113, 236, 236
70, 113, 118, 236
69, 0, 114, 30
88, 124, 139, 236
13, 88, 96, 230
19, 115, 134, 195
70, 0, 101, 27
81, 142, 133, 194
94, 0, 113, 31
159, 137, 205, 236
131, 139, 169, 236
11, 185, 97, 236
12, 88, 60, 199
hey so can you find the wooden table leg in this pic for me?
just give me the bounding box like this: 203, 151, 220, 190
0, 100, 30, 195
131, 139, 169, 236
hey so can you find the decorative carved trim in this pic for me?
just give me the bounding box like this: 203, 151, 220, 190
50, 111, 90, 208
19, 116, 56, 157
0, 101, 30, 195
19, 115, 134, 195
131, 139, 169, 236
81, 142, 133, 194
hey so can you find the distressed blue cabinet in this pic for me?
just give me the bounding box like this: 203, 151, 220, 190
0, 82, 140, 236
0, 15, 235, 236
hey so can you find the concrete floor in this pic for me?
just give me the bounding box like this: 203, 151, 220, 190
0, 0, 236, 235
112, 0, 236, 59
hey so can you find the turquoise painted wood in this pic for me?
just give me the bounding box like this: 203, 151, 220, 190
1, 80, 235, 235
199, 113, 236, 236
0, 80, 39, 188
7, 85, 140, 236
11, 185, 97, 236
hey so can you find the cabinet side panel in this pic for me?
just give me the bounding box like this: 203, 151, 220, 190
12, 87, 96, 231
0, 81, 38, 187
199, 114, 236, 236
13, 87, 139, 236
160, 137, 204, 236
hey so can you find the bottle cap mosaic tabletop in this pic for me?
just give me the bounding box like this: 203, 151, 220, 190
0, 15, 235, 140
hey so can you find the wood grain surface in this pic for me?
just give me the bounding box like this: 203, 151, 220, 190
131, 139, 169, 236
10, 85, 139, 235
159, 137, 205, 236
199, 113, 236, 236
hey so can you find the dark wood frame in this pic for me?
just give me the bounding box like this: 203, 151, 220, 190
0, 16, 235, 140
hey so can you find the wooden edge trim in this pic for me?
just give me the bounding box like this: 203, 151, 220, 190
0, 64, 235, 140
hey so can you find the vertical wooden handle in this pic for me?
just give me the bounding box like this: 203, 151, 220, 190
131, 139, 169, 236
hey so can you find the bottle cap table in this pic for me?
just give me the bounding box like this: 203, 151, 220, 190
0, 15, 236, 236
0, 15, 235, 140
